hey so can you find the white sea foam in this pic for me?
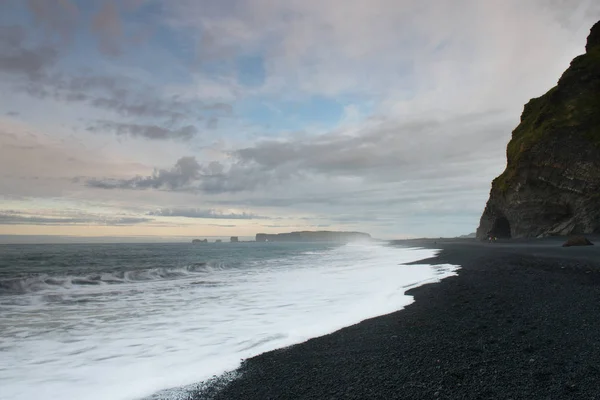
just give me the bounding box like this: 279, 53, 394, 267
0, 262, 224, 295
0, 242, 458, 400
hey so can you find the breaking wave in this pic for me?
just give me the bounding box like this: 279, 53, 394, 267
0, 262, 223, 295
1, 242, 459, 400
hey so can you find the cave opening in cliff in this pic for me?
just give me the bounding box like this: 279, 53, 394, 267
492, 217, 512, 238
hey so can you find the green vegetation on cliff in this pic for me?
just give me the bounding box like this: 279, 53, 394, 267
493, 32, 600, 193
478, 20, 600, 239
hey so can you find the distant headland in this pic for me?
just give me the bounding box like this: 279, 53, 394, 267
255, 231, 371, 243
191, 231, 371, 244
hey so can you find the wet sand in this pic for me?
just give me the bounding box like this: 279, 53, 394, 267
190, 236, 600, 400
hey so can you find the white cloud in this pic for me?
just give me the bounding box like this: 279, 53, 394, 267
169, 0, 600, 106
2, 1, 599, 238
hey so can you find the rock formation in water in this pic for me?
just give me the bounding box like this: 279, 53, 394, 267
477, 21, 600, 239
255, 231, 371, 243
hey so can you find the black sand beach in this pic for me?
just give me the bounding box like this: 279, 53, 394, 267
191, 237, 600, 400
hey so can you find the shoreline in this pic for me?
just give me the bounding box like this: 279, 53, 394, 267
188, 235, 600, 400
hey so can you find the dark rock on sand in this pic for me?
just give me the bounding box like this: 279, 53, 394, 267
562, 236, 594, 247
477, 20, 600, 239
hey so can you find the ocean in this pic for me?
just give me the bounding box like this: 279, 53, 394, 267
0, 241, 458, 400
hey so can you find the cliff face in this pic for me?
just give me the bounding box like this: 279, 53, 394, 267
477, 21, 600, 239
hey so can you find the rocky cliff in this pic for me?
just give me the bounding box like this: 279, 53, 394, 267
477, 21, 600, 239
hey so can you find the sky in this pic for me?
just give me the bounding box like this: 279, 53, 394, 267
0, 0, 599, 241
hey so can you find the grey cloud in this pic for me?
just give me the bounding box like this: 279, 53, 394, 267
26, 0, 79, 42
87, 156, 204, 190
0, 24, 232, 135
92, 1, 123, 56
212, 180, 488, 210
198, 163, 288, 193
24, 0, 152, 55
86, 112, 510, 195
20, 73, 192, 122
88, 121, 199, 141
206, 117, 219, 130
6, 111, 20, 116
260, 224, 330, 228
0, 12, 235, 147
89, 96, 231, 122
90, 96, 186, 121
148, 208, 267, 219
6, 67, 234, 141
9, 0, 591, 239
0, 26, 59, 77
110, 217, 154, 225
0, 211, 152, 226
171, 0, 600, 102
87, 156, 279, 193
43, 74, 126, 96
203, 103, 233, 113
234, 112, 512, 181
194, 26, 241, 62
15, 71, 234, 133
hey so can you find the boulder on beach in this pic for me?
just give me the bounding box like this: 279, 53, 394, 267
562, 236, 594, 247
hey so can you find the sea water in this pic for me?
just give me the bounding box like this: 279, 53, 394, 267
0, 241, 458, 400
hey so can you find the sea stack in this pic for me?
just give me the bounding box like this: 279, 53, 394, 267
477, 20, 600, 239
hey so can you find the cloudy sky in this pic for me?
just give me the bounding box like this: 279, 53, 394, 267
0, 0, 598, 241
